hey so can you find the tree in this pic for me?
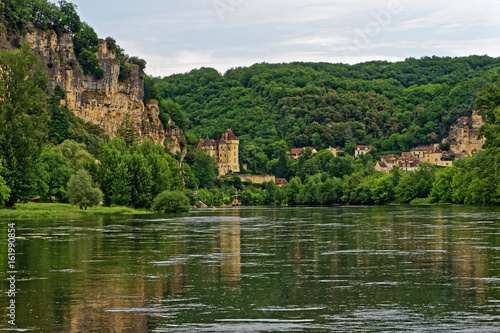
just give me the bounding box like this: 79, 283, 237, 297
54, 139, 94, 170
0, 160, 11, 208
117, 114, 138, 147
430, 167, 456, 203
67, 169, 103, 210
191, 151, 217, 188
110, 161, 131, 206
37, 148, 74, 202
284, 177, 303, 205
182, 164, 199, 190
0, 44, 49, 206
58, 0, 82, 35
48, 87, 71, 144
160, 99, 188, 130
152, 190, 190, 213
123, 153, 152, 208
395, 172, 418, 203
371, 173, 395, 204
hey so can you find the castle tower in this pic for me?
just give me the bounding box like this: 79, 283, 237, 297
202, 136, 216, 158
223, 129, 240, 173
218, 136, 228, 163
195, 130, 239, 176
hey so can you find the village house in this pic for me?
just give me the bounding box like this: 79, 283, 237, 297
380, 154, 397, 168
287, 147, 318, 160
354, 145, 372, 157
398, 158, 419, 172
327, 146, 341, 157
275, 178, 289, 187
195, 129, 240, 176
375, 145, 454, 174
375, 161, 390, 173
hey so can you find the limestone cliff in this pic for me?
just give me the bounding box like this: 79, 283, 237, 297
442, 110, 485, 159
2, 27, 185, 154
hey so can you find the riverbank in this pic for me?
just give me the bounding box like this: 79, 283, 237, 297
0, 202, 151, 219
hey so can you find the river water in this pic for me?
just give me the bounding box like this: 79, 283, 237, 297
2, 205, 500, 332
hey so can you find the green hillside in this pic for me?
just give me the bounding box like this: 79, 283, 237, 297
154, 58, 500, 154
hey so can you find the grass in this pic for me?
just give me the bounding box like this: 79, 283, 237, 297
0, 202, 152, 219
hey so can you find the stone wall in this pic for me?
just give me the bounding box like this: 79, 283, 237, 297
235, 174, 276, 184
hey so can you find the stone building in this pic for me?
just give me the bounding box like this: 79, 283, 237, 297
442, 110, 485, 159
287, 147, 318, 160
195, 129, 240, 176
354, 145, 372, 157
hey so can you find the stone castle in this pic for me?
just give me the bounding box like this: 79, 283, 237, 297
195, 129, 240, 176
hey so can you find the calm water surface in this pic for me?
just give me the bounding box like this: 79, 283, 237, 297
2, 206, 500, 332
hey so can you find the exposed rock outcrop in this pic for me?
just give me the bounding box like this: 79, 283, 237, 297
442, 110, 485, 159
2, 27, 185, 154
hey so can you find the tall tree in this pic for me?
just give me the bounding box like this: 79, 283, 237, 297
67, 169, 103, 210
0, 44, 49, 206
37, 148, 74, 202
0, 160, 11, 208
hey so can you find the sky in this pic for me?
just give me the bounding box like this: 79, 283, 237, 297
56, 0, 500, 77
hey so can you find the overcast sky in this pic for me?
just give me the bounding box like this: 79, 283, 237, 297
59, 0, 500, 77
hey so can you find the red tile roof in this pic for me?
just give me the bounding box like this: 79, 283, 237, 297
224, 129, 238, 141
275, 178, 288, 186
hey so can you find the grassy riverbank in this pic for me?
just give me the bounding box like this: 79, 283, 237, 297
0, 203, 151, 219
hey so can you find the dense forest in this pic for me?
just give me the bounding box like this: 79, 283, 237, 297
2, 0, 500, 210
153, 58, 500, 168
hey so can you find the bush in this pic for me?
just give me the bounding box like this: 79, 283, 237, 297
409, 197, 433, 205
152, 190, 191, 213
67, 169, 102, 210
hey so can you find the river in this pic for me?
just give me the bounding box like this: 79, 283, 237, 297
1, 205, 500, 332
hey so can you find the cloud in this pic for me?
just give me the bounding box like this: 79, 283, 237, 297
65, 0, 500, 76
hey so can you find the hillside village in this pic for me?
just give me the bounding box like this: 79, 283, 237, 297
192, 109, 486, 191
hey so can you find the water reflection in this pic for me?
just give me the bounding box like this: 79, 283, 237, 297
1, 206, 500, 332
219, 213, 241, 287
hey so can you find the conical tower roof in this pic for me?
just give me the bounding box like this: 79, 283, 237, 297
224, 129, 238, 141
203, 136, 214, 147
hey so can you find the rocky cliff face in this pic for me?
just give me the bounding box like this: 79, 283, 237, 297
2, 27, 185, 154
442, 110, 485, 159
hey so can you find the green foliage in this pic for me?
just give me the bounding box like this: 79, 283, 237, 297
0, 160, 11, 208
90, 139, 182, 209
159, 99, 187, 131
0, 0, 80, 35
182, 164, 199, 189
53, 139, 94, 170
394, 164, 436, 203
67, 169, 102, 210
37, 148, 74, 202
283, 177, 303, 205
129, 56, 146, 73
152, 190, 191, 213
78, 48, 103, 79
110, 161, 131, 206
117, 114, 138, 147
429, 167, 456, 203
0, 44, 49, 206
152, 56, 500, 161
371, 173, 395, 204
73, 22, 98, 54
48, 86, 71, 144
190, 151, 218, 188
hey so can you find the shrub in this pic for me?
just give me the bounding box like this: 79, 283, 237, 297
67, 169, 102, 210
152, 190, 191, 213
